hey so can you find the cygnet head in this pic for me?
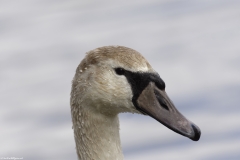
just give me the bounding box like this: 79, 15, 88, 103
71, 46, 201, 141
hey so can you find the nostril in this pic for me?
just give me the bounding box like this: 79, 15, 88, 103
154, 89, 169, 111
191, 124, 201, 141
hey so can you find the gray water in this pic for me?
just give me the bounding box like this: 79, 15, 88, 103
1, 0, 240, 159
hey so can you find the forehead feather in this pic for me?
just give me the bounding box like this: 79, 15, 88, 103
81, 46, 152, 71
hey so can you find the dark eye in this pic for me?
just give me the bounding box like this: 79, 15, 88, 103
115, 68, 125, 75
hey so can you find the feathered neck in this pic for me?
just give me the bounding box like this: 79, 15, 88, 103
71, 104, 124, 160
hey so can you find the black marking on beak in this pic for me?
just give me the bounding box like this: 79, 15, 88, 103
114, 68, 165, 98
191, 124, 201, 141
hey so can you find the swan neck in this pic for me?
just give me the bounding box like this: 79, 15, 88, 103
72, 106, 123, 160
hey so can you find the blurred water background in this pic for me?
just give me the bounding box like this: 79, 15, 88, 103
1, 0, 240, 159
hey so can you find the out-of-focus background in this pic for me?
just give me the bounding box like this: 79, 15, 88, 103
1, 0, 240, 160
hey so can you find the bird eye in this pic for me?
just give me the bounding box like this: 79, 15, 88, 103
114, 68, 125, 75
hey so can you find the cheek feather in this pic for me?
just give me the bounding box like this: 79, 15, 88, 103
89, 67, 135, 112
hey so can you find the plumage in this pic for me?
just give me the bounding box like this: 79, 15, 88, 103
70, 46, 201, 160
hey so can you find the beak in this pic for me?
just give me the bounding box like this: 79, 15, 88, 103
134, 82, 201, 141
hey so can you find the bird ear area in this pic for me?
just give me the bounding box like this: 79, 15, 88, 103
114, 68, 125, 75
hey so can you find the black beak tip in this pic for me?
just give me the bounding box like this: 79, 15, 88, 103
190, 124, 201, 141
